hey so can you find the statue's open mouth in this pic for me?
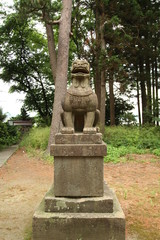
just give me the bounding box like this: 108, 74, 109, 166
72, 67, 89, 74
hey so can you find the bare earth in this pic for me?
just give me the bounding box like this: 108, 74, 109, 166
0, 149, 160, 240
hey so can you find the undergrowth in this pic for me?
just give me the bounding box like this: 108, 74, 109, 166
24, 223, 32, 240
104, 145, 147, 163
20, 127, 53, 163
0, 123, 20, 150
104, 126, 160, 163
20, 125, 160, 164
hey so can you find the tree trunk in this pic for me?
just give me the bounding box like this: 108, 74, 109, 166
95, 0, 106, 134
43, 11, 57, 82
47, 0, 72, 150
146, 56, 152, 123
95, 5, 101, 110
109, 72, 115, 126
45, 23, 57, 81
155, 56, 159, 126
139, 57, 147, 125
136, 65, 141, 126
100, 66, 106, 133
152, 61, 155, 125
99, 18, 106, 133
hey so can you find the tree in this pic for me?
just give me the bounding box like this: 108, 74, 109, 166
0, 13, 54, 125
20, 106, 30, 120
17, 0, 72, 147
0, 107, 7, 122
94, 0, 134, 128
47, 0, 72, 148
105, 94, 136, 126
117, 0, 160, 125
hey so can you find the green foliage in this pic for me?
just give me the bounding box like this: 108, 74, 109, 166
138, 127, 160, 149
0, 107, 7, 122
0, 11, 54, 126
104, 126, 160, 163
152, 149, 160, 157
20, 127, 50, 150
104, 126, 160, 149
105, 95, 136, 126
104, 145, 146, 163
24, 223, 32, 240
0, 122, 21, 150
19, 126, 160, 164
20, 106, 30, 120
20, 127, 53, 162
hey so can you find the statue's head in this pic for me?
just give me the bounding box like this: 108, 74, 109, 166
71, 59, 90, 74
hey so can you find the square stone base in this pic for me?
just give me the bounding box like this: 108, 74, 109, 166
33, 185, 125, 240
54, 156, 104, 197
51, 133, 107, 197
44, 184, 113, 213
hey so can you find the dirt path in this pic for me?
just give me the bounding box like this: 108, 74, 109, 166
0, 149, 53, 240
104, 154, 160, 240
0, 149, 160, 240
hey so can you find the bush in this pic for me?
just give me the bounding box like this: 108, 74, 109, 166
104, 145, 146, 163
104, 126, 160, 150
0, 122, 20, 150
20, 127, 50, 151
137, 127, 160, 149
20, 127, 53, 163
103, 126, 160, 162
20, 126, 160, 164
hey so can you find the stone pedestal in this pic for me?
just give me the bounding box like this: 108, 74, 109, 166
33, 184, 125, 240
32, 133, 125, 239
51, 133, 106, 197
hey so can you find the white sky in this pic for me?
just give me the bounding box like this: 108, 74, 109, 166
0, 81, 25, 119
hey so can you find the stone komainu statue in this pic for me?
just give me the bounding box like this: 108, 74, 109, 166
61, 59, 100, 133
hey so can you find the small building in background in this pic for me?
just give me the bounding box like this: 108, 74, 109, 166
8, 120, 32, 133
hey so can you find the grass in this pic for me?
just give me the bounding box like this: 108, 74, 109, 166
19, 125, 160, 240
24, 223, 32, 240
24, 225, 32, 240
20, 127, 53, 163
104, 145, 147, 163
130, 222, 160, 240
20, 127, 50, 151
103, 126, 160, 163
19, 125, 160, 164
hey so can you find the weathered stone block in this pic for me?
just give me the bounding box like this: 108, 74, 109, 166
32, 186, 126, 240
45, 184, 113, 213
54, 156, 104, 197
50, 142, 107, 157
55, 133, 102, 144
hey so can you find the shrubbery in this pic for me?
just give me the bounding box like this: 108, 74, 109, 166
20, 125, 160, 164
104, 126, 160, 162
20, 127, 53, 163
0, 122, 21, 150
20, 127, 50, 151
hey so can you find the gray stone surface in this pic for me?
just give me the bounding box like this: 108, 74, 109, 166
50, 142, 107, 157
54, 156, 104, 197
55, 133, 102, 144
0, 145, 18, 167
32, 185, 125, 240
45, 184, 113, 213
33, 58, 125, 239
61, 59, 100, 133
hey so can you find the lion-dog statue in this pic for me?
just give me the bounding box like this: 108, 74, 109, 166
61, 59, 100, 134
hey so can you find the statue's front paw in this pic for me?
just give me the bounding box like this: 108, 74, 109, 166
61, 127, 74, 134
83, 127, 97, 134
